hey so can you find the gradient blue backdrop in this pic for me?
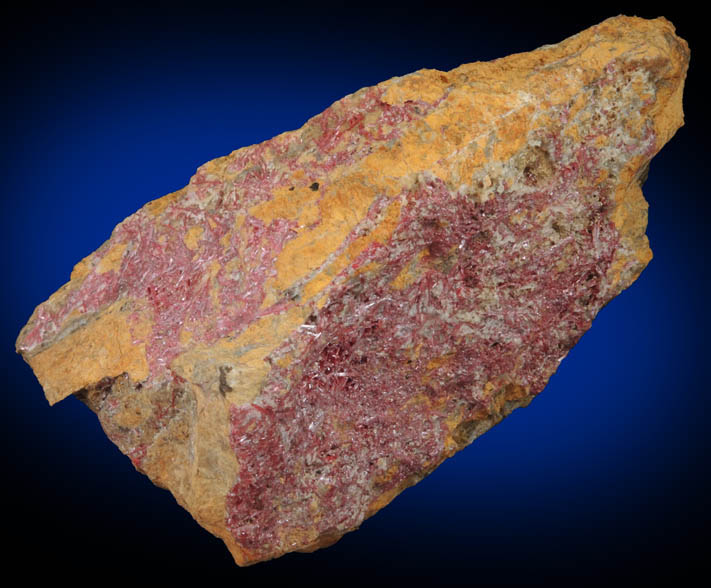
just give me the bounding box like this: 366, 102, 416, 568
2, 2, 707, 583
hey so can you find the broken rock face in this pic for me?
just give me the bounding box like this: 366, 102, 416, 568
16, 16, 688, 565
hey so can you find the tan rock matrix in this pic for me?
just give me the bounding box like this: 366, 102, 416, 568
16, 16, 688, 565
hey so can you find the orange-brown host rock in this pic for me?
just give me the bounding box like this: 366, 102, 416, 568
17, 15, 688, 565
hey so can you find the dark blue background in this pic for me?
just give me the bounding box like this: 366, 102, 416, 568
3, 2, 707, 583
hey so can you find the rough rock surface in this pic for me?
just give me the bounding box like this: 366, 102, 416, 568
17, 16, 688, 565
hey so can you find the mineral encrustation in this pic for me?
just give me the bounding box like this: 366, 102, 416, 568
17, 16, 688, 565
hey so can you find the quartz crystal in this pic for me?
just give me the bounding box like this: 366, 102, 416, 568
16, 15, 689, 565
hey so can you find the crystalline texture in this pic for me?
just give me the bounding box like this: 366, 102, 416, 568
16, 16, 689, 565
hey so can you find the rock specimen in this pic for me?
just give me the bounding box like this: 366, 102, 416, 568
16, 15, 688, 565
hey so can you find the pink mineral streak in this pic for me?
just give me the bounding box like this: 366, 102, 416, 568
15, 15, 689, 566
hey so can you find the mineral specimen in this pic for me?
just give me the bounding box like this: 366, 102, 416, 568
16, 15, 688, 565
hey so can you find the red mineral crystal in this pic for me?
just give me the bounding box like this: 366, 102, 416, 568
16, 16, 689, 565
